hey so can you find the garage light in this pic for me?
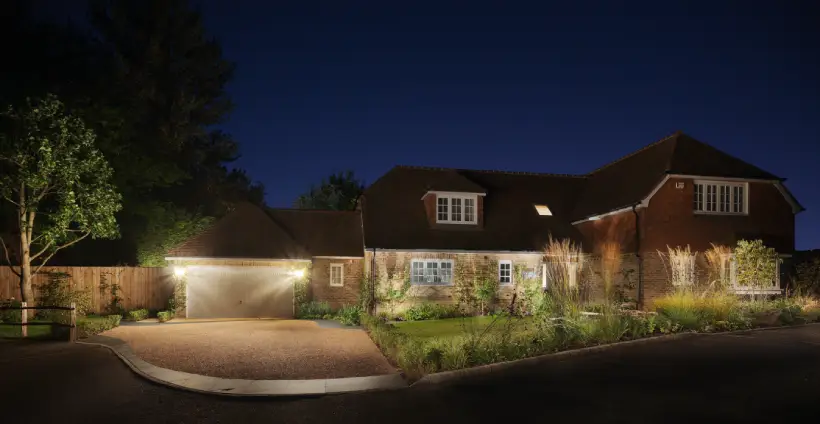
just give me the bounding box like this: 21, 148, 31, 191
292, 269, 305, 278
174, 267, 187, 277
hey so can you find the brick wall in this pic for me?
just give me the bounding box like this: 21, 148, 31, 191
309, 258, 364, 309
643, 177, 795, 253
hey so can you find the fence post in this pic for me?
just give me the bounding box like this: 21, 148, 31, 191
20, 301, 27, 338
70, 302, 77, 342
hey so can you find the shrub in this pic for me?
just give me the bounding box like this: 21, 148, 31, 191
0, 298, 22, 323
157, 311, 173, 323
35, 272, 92, 321
77, 314, 121, 338
336, 305, 362, 326
793, 257, 820, 296
403, 303, 462, 321
296, 301, 333, 319
125, 309, 149, 322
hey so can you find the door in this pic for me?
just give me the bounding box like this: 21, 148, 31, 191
186, 266, 294, 318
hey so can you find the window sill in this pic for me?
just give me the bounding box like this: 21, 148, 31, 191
693, 211, 749, 216
410, 283, 453, 287
732, 287, 781, 295
329, 284, 344, 288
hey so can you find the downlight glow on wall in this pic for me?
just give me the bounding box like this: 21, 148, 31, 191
534, 204, 553, 216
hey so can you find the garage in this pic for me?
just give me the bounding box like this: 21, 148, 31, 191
186, 266, 294, 319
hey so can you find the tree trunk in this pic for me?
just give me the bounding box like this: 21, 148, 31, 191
20, 255, 33, 303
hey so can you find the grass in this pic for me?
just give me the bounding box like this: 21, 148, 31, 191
393, 316, 532, 339
0, 320, 54, 339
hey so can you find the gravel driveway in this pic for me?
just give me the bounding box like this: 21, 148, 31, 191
102, 320, 396, 379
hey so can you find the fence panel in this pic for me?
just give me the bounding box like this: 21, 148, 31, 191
0, 266, 174, 313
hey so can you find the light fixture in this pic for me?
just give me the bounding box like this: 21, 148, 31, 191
174, 267, 186, 277
292, 269, 305, 278
534, 204, 552, 216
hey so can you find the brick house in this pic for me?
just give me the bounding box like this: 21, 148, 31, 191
167, 131, 803, 317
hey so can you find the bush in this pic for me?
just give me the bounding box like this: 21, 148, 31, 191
35, 272, 92, 321
296, 301, 333, 319
653, 290, 739, 331
403, 303, 463, 321
157, 311, 173, 323
77, 315, 121, 338
0, 298, 22, 323
336, 305, 362, 326
125, 309, 149, 322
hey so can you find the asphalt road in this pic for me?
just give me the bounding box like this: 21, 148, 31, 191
1, 325, 819, 424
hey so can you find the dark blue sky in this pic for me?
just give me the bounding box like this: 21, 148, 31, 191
52, 1, 820, 249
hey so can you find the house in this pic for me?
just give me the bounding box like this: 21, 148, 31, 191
166, 131, 803, 318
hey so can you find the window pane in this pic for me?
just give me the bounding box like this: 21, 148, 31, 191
426, 261, 439, 283
693, 184, 702, 211
464, 198, 475, 222
719, 185, 730, 212
437, 197, 448, 221
706, 185, 717, 212
440, 261, 452, 284
451, 198, 462, 222
733, 186, 744, 213
412, 261, 425, 284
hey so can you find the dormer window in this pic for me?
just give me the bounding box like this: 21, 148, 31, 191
534, 204, 552, 216
436, 194, 478, 224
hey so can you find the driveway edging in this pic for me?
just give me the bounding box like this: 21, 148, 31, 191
77, 335, 407, 397
412, 322, 820, 386
411, 332, 699, 386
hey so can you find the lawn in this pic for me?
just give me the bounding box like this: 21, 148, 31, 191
0, 320, 54, 339
393, 316, 533, 339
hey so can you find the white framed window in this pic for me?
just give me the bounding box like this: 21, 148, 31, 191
435, 194, 478, 224
330, 264, 344, 287
693, 181, 747, 215
499, 260, 512, 285
670, 254, 696, 286
721, 255, 781, 294
542, 262, 578, 289
410, 259, 454, 285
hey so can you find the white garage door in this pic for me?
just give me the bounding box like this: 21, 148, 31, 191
186, 266, 294, 318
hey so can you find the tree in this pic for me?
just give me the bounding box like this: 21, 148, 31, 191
295, 171, 364, 210
0, 95, 122, 302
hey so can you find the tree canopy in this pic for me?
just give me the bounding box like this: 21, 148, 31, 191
295, 171, 365, 211
0, 95, 122, 301
1, 0, 264, 266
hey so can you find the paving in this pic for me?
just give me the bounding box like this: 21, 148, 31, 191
1, 325, 818, 424
101, 319, 396, 379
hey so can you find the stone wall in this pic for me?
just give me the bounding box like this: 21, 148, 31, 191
365, 250, 542, 314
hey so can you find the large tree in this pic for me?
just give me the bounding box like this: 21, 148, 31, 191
0, 95, 121, 302
295, 171, 365, 211
0, 1, 265, 266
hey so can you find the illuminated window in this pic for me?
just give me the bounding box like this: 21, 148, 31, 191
534, 205, 552, 216
330, 264, 344, 287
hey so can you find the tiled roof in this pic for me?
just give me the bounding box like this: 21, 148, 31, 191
166, 203, 311, 259
167, 204, 364, 259
266, 209, 364, 257
572, 132, 783, 220
362, 167, 587, 251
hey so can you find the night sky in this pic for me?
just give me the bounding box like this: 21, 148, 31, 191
53, 1, 820, 249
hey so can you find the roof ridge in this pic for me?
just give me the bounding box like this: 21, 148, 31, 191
586, 131, 681, 176
267, 207, 360, 214
395, 165, 585, 179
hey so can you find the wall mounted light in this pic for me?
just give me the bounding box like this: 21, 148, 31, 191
291, 269, 306, 278
174, 267, 186, 277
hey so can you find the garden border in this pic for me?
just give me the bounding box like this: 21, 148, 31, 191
77, 334, 407, 397
411, 323, 820, 386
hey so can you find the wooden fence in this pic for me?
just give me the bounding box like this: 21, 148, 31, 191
0, 267, 174, 313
